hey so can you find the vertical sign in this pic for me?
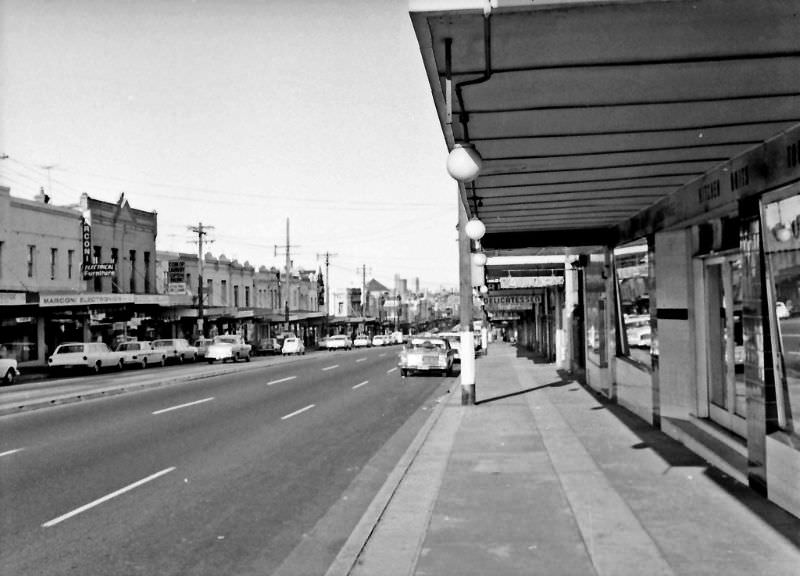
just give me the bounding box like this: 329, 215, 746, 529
81, 218, 92, 264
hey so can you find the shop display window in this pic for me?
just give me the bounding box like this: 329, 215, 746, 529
0, 317, 38, 362
614, 240, 652, 366
762, 190, 800, 434
584, 252, 608, 368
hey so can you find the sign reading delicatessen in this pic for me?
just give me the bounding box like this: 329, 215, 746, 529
485, 289, 541, 312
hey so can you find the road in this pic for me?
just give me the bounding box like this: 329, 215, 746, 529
0, 347, 451, 575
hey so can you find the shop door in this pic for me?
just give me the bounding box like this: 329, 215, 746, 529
704, 254, 747, 437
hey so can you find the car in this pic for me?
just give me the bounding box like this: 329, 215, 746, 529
390, 331, 404, 345
438, 332, 462, 361
398, 336, 455, 377
255, 337, 280, 356
353, 334, 371, 348
326, 335, 352, 351
0, 358, 20, 384
206, 334, 252, 363
776, 301, 790, 319
151, 338, 199, 363
48, 342, 125, 374
372, 334, 389, 347
625, 317, 651, 348
115, 341, 166, 369
194, 337, 214, 358
282, 337, 305, 356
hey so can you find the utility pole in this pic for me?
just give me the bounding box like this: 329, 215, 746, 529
316, 251, 338, 316
356, 264, 370, 316
189, 222, 214, 337
274, 218, 298, 326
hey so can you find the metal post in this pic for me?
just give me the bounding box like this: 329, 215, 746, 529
458, 197, 475, 405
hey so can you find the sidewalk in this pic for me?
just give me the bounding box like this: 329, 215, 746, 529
329, 342, 800, 576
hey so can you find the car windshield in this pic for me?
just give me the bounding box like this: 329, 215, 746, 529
152, 340, 173, 347
56, 344, 84, 354
214, 336, 238, 344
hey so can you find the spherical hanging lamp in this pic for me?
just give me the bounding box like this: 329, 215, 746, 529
465, 217, 486, 241
447, 143, 483, 183
471, 252, 487, 266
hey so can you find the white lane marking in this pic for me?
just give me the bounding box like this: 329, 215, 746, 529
281, 404, 315, 420
387, 367, 398, 374
42, 467, 176, 528
379, 353, 387, 357
0, 448, 23, 458
322, 365, 339, 371
352, 380, 369, 390
356, 358, 367, 363
267, 375, 297, 386
152, 397, 214, 415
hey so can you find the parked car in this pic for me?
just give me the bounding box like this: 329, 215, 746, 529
326, 335, 352, 351
255, 337, 280, 356
372, 334, 389, 347
776, 301, 790, 319
438, 332, 462, 361
48, 342, 125, 374
625, 317, 651, 348
390, 331, 404, 345
0, 358, 20, 384
282, 337, 305, 356
353, 334, 371, 348
398, 336, 455, 377
151, 338, 199, 363
194, 337, 214, 358
115, 341, 166, 369
206, 334, 252, 363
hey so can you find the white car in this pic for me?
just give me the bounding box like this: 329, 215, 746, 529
438, 332, 462, 361
776, 301, 790, 319
0, 358, 20, 384
326, 335, 352, 351
372, 334, 389, 347
282, 337, 305, 356
353, 334, 371, 348
115, 341, 166, 369
206, 335, 252, 363
48, 342, 125, 374
151, 338, 199, 364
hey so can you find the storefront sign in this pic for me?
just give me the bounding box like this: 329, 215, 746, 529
485, 291, 541, 311
81, 218, 92, 263
499, 276, 564, 289
168, 261, 186, 283
168, 282, 188, 295
133, 294, 170, 306
0, 292, 27, 306
82, 262, 116, 279
40, 293, 135, 307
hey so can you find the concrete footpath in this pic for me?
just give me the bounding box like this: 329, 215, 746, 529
328, 342, 800, 576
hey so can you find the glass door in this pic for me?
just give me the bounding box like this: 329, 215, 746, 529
705, 254, 747, 437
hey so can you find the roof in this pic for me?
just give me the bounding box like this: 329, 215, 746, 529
410, 0, 800, 251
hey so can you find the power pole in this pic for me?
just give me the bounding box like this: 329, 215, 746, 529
274, 218, 298, 326
189, 222, 214, 337
356, 265, 370, 316
316, 251, 338, 316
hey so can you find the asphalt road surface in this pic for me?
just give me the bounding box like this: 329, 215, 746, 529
0, 347, 451, 575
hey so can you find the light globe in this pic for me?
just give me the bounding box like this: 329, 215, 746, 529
447, 143, 482, 183
471, 252, 487, 266
465, 217, 486, 241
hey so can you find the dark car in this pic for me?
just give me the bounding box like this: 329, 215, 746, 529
255, 337, 280, 356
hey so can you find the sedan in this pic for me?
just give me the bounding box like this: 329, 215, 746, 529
205, 335, 252, 363
326, 335, 352, 351
282, 337, 305, 356
115, 341, 166, 369
0, 358, 20, 384
353, 334, 371, 348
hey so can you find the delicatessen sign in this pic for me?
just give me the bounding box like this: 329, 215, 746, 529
485, 289, 541, 312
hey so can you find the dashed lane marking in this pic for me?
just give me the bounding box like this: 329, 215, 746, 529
356, 358, 367, 363
267, 376, 297, 386
322, 365, 339, 371
0, 448, 23, 458
42, 467, 176, 528
281, 404, 315, 420
387, 367, 398, 374
352, 381, 369, 390
152, 397, 214, 415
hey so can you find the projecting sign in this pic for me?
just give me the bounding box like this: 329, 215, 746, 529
168, 261, 186, 283
81, 218, 92, 263
168, 282, 188, 295
82, 263, 116, 279
499, 276, 564, 289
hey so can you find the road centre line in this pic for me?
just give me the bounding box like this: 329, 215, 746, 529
0, 448, 24, 458
356, 358, 367, 363
42, 467, 176, 528
267, 375, 297, 386
152, 397, 214, 415
352, 380, 369, 390
387, 367, 398, 374
322, 365, 339, 371
281, 404, 315, 420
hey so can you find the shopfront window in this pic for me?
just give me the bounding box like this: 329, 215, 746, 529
585, 252, 608, 368
763, 190, 800, 433
1, 317, 38, 363
614, 240, 651, 365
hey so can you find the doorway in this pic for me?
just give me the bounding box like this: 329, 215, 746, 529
704, 254, 747, 438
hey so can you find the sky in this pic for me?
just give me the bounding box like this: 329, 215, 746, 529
0, 0, 460, 294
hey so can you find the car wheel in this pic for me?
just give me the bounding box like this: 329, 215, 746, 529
207, 359, 214, 364
400, 368, 407, 377
3, 369, 15, 385
178, 354, 185, 364
118, 359, 125, 371
160, 356, 166, 367
93, 361, 102, 374
245, 352, 251, 362
141, 358, 148, 369
193, 353, 198, 362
